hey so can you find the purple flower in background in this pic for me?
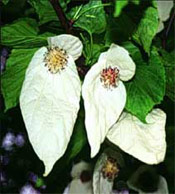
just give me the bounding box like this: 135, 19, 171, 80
40, 185, 47, 190
0, 170, 8, 187
0, 48, 8, 73
15, 134, 25, 147
1, 154, 10, 165
28, 172, 38, 183
20, 184, 40, 194
113, 189, 129, 194
2, 132, 15, 151
0, 171, 7, 182
113, 181, 129, 194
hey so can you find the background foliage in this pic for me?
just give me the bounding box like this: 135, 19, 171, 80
1, 0, 174, 193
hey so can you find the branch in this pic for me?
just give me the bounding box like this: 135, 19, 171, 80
49, 0, 88, 77
49, 0, 72, 34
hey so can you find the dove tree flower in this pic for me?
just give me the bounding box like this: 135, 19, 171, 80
20, 34, 83, 176
107, 109, 167, 164
82, 44, 136, 158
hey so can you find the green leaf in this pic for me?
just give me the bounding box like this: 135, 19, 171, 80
84, 43, 106, 66
122, 42, 145, 65
68, 0, 107, 34
35, 178, 44, 188
114, 0, 141, 17
1, 18, 55, 48
1, 48, 38, 111
159, 49, 175, 101
28, 0, 57, 25
131, 0, 140, 5
125, 47, 166, 122
114, 0, 128, 17
2, 0, 9, 5
133, 7, 159, 54
105, 14, 136, 46
28, 0, 70, 25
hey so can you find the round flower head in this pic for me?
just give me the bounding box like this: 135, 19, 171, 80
15, 133, 25, 147
20, 34, 83, 176
82, 44, 136, 157
2, 132, 15, 151
107, 109, 166, 164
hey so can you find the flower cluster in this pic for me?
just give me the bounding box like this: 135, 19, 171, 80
2, 132, 25, 151
20, 34, 167, 177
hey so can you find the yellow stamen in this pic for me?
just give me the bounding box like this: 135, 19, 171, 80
44, 47, 68, 74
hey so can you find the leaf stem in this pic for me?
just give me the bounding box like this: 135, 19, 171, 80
163, 11, 175, 49
74, 3, 112, 21
49, 0, 72, 34
165, 11, 175, 38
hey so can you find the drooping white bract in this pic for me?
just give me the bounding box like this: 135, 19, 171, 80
157, 0, 174, 33
107, 109, 166, 164
20, 34, 83, 176
82, 44, 136, 157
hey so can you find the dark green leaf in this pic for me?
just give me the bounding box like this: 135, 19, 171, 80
68, 0, 107, 34
114, 0, 128, 17
28, 0, 70, 25
84, 43, 106, 66
122, 41, 145, 65
2, 0, 9, 5
1, 48, 38, 111
125, 47, 166, 122
105, 14, 136, 46
133, 7, 159, 54
159, 49, 175, 102
2, 18, 55, 48
131, 0, 140, 5
114, 0, 141, 17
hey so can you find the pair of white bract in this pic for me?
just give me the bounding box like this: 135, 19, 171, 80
20, 34, 166, 176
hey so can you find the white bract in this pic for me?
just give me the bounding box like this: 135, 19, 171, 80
107, 109, 166, 164
20, 34, 83, 176
157, 0, 174, 33
82, 44, 136, 157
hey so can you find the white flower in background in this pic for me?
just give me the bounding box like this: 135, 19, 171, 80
93, 152, 120, 194
63, 161, 93, 194
127, 165, 169, 194
129, 176, 169, 194
20, 34, 83, 176
82, 44, 136, 157
157, 0, 174, 33
107, 109, 166, 164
